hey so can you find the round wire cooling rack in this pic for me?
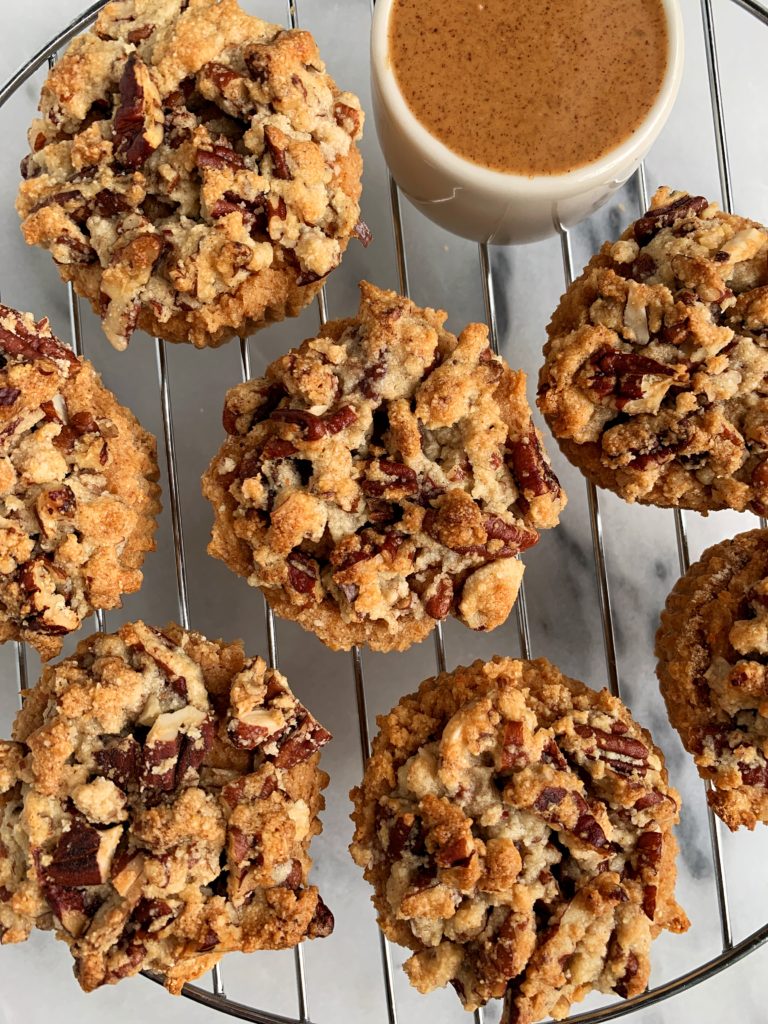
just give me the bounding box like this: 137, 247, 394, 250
3, 0, 768, 1022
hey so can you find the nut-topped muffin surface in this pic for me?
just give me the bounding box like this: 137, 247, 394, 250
539, 187, 768, 513
0, 303, 159, 659
0, 621, 333, 991
17, 0, 365, 350
350, 657, 688, 1024
656, 529, 768, 830
203, 281, 565, 652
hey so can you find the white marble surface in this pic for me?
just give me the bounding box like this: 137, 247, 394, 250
1, 2, 768, 1023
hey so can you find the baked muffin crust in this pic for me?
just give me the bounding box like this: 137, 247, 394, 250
203, 281, 565, 652
17, 0, 365, 349
540, 187, 768, 512
350, 656, 688, 1023
656, 528, 768, 829
0, 621, 332, 991
0, 303, 159, 659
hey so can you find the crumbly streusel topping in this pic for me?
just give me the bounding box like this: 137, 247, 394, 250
203, 282, 565, 653
0, 303, 159, 659
17, 0, 365, 349
0, 621, 332, 992
350, 657, 688, 1024
539, 187, 768, 513
657, 529, 768, 830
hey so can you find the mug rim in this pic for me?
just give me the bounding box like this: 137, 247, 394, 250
370, 0, 685, 198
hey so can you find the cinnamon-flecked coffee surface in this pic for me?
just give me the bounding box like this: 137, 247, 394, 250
388, 0, 667, 175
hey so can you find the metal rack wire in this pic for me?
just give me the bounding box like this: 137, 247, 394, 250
3, 0, 768, 1021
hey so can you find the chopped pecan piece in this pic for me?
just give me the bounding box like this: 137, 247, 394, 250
386, 813, 423, 859
362, 460, 418, 497
196, 145, 246, 171
197, 927, 220, 953
44, 485, 76, 516
45, 819, 103, 887
573, 812, 612, 850
455, 516, 538, 558
634, 194, 709, 245
575, 723, 649, 776
352, 220, 372, 247
126, 24, 155, 44
271, 404, 356, 440
424, 578, 453, 619
93, 189, 131, 217
588, 348, 676, 403
0, 310, 77, 364
271, 408, 325, 440
308, 896, 334, 937
263, 125, 291, 180
281, 859, 303, 889
95, 737, 140, 789
507, 427, 560, 497
31, 190, 89, 222
287, 551, 319, 594
203, 61, 242, 92
739, 763, 768, 787
132, 897, 173, 929
633, 830, 663, 873
333, 101, 362, 135
642, 884, 657, 920
41, 882, 87, 933
261, 438, 297, 460
176, 717, 214, 782
634, 790, 665, 811
113, 54, 161, 169
541, 739, 568, 769
614, 951, 640, 998
532, 786, 567, 811
273, 715, 332, 768
499, 721, 526, 770
0, 387, 20, 407
435, 835, 474, 867
20, 155, 40, 180
323, 405, 357, 434
229, 825, 262, 865
52, 233, 96, 264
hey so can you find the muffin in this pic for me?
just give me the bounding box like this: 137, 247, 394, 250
350, 657, 688, 1023
17, 0, 365, 350
0, 621, 332, 991
539, 187, 768, 513
656, 528, 768, 829
0, 303, 159, 659
202, 281, 565, 652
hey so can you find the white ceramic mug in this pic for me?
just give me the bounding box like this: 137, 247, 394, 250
370, 0, 684, 245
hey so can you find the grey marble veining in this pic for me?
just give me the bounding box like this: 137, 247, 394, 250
1, 2, 768, 1023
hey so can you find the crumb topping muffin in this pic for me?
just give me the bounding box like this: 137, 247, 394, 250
350, 657, 688, 1024
656, 529, 768, 830
203, 281, 565, 652
0, 304, 159, 659
17, 0, 365, 350
0, 621, 332, 992
539, 187, 768, 513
